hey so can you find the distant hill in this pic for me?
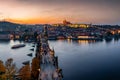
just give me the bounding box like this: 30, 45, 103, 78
0, 21, 21, 31
0, 21, 21, 26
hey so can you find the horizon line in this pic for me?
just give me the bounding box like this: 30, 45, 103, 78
0, 19, 119, 26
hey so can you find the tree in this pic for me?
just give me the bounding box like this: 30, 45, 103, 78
106, 31, 113, 36
31, 57, 40, 79
0, 60, 6, 80
19, 64, 31, 80
5, 58, 16, 80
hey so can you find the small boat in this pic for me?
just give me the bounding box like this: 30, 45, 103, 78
11, 44, 25, 49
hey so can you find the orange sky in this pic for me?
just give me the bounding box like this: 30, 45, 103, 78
5, 18, 60, 24
0, 0, 120, 25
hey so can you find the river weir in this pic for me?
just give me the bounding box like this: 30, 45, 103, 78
31, 26, 63, 80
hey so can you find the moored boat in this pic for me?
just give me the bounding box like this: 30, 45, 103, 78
11, 44, 25, 49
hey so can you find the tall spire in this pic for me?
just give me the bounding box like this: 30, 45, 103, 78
44, 25, 48, 37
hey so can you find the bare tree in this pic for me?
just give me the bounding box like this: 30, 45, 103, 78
5, 58, 16, 80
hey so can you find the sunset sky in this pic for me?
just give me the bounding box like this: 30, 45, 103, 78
0, 0, 120, 24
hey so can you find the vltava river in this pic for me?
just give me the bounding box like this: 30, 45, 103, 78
0, 39, 120, 80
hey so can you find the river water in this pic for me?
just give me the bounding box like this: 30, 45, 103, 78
0, 39, 120, 80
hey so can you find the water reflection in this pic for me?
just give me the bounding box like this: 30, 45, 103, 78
49, 39, 104, 45
77, 40, 96, 44
10, 40, 25, 46
0, 40, 9, 44
105, 38, 113, 43
1, 39, 120, 80
48, 39, 120, 80
114, 37, 120, 41
66, 39, 103, 45
67, 39, 72, 44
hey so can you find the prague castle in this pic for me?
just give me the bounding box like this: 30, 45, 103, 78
52, 20, 92, 28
